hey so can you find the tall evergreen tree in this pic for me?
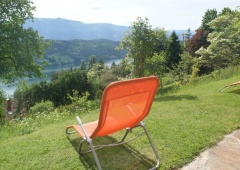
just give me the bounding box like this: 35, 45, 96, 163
165, 31, 182, 70
184, 28, 192, 49
98, 57, 104, 70
80, 60, 87, 70
88, 55, 96, 69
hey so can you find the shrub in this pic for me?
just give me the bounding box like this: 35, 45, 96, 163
29, 100, 54, 115
65, 90, 91, 114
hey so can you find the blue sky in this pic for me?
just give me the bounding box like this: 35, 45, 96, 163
31, 0, 239, 30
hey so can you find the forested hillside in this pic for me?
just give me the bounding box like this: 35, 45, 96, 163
44, 39, 126, 66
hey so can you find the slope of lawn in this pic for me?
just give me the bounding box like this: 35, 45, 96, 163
0, 75, 240, 170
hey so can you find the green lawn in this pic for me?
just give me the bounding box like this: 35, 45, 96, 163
1, 76, 240, 170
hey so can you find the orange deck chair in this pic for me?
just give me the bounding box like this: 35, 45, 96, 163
66, 76, 160, 170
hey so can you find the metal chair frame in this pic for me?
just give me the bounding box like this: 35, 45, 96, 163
66, 118, 160, 170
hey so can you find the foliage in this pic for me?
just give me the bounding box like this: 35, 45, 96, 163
184, 28, 192, 41
14, 69, 92, 111
44, 39, 126, 67
201, 9, 218, 31
183, 28, 192, 49
180, 51, 196, 75
219, 7, 236, 16
66, 90, 91, 113
189, 62, 200, 83
168, 51, 197, 85
87, 63, 103, 98
118, 56, 134, 78
165, 31, 182, 70
1, 92, 96, 137
154, 27, 168, 53
196, 9, 240, 71
0, 0, 50, 83
87, 59, 124, 99
13, 59, 129, 114
80, 60, 87, 70
119, 17, 165, 77
100, 67, 121, 87
187, 27, 209, 57
144, 52, 166, 84
29, 100, 54, 115
188, 65, 240, 87
88, 55, 97, 69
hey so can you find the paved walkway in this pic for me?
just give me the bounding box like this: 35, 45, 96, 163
180, 130, 240, 170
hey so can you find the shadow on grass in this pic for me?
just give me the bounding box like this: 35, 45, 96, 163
227, 89, 240, 94
155, 94, 198, 102
67, 134, 158, 170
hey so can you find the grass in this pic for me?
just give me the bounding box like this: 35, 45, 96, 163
1, 74, 240, 169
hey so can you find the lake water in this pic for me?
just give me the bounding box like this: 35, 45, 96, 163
1, 58, 122, 96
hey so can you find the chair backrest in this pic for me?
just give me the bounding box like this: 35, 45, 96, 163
91, 76, 159, 137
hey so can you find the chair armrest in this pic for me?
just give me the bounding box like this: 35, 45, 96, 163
66, 125, 76, 134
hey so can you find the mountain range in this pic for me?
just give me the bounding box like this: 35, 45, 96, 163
24, 18, 192, 41
24, 18, 128, 41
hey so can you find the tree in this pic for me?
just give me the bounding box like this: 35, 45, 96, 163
202, 9, 218, 31
196, 8, 240, 70
185, 28, 192, 41
187, 28, 209, 57
0, 0, 50, 84
98, 57, 104, 70
88, 55, 96, 69
119, 17, 156, 77
165, 31, 182, 70
80, 60, 87, 70
183, 28, 192, 49
144, 52, 166, 85
218, 7, 235, 17
187, 9, 218, 58
154, 28, 168, 53
111, 61, 116, 68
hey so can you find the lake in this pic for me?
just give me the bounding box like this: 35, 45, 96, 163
1, 58, 122, 96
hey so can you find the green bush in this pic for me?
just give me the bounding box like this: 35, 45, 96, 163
65, 90, 91, 114
29, 100, 54, 115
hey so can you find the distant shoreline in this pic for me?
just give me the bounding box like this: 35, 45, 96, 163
1, 58, 122, 96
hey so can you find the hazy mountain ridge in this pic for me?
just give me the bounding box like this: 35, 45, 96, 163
24, 18, 192, 41
24, 18, 128, 41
